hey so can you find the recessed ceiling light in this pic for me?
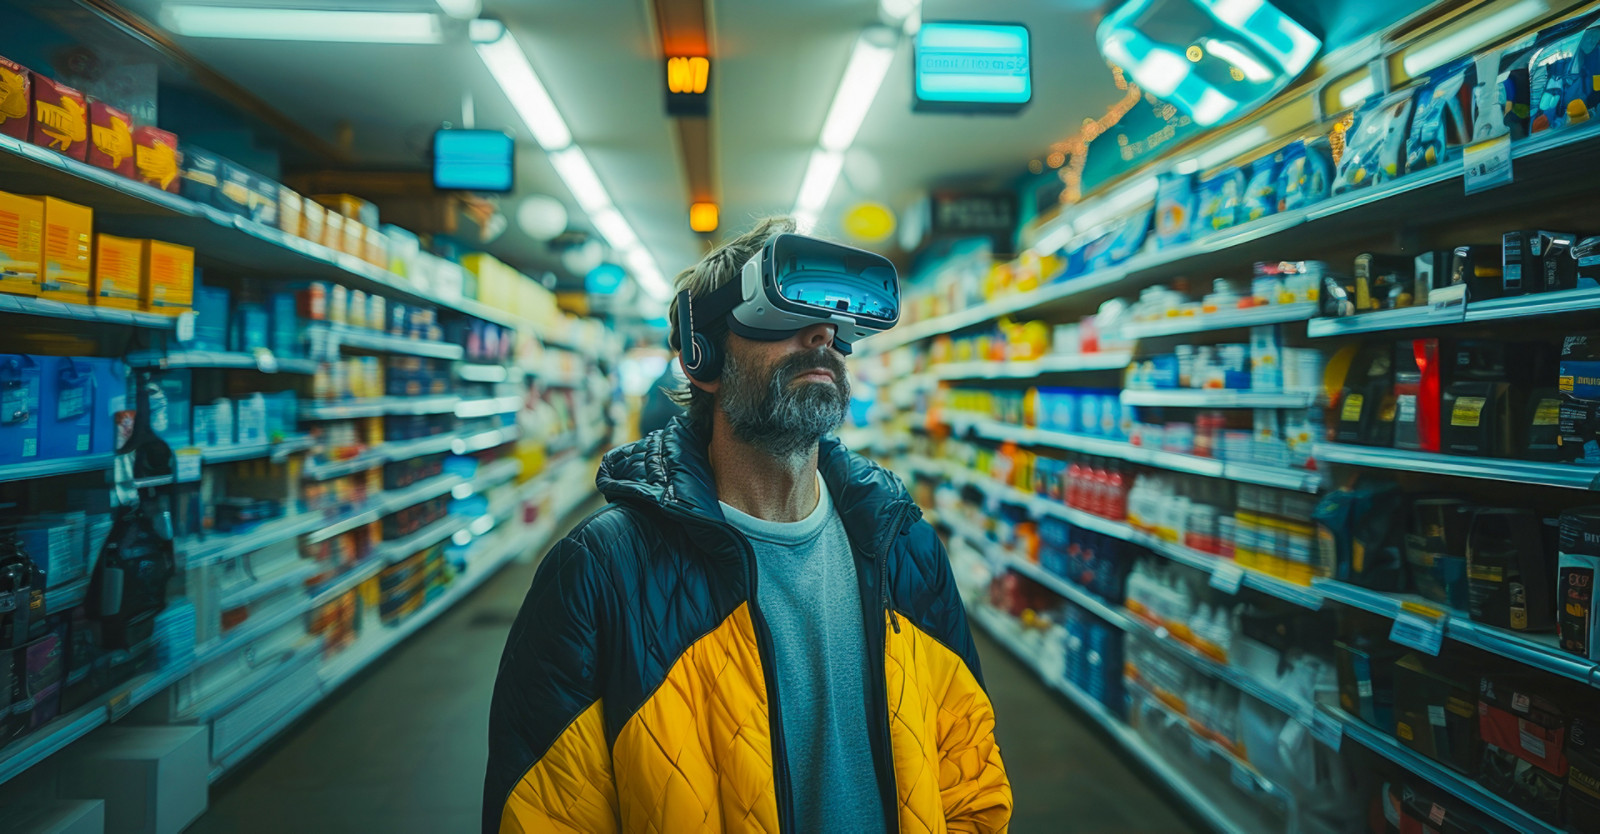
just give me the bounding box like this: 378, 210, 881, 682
161, 6, 443, 44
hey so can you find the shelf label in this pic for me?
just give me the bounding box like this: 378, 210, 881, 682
107, 689, 133, 721
1464, 134, 1513, 195
1390, 611, 1445, 655
254, 348, 279, 374
1209, 564, 1246, 595
1230, 762, 1258, 793
1309, 710, 1343, 752
1429, 803, 1447, 826
1429, 284, 1468, 320
175, 311, 197, 343
175, 448, 203, 484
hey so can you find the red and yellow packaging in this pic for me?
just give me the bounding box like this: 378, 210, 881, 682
92, 233, 143, 309
0, 190, 42, 296
29, 73, 86, 161
0, 55, 30, 141
87, 100, 135, 178
34, 196, 92, 303
141, 239, 194, 315
132, 126, 180, 193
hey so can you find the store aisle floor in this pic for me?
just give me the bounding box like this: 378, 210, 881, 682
973, 627, 1202, 834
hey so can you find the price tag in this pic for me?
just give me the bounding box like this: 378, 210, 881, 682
1429, 803, 1447, 826
1390, 611, 1445, 656
1209, 564, 1246, 595
1230, 762, 1258, 793
175, 311, 197, 343
107, 689, 133, 721
1309, 710, 1343, 752
254, 348, 279, 374
1463, 134, 1513, 195
1428, 284, 1468, 320
175, 448, 203, 484
28, 589, 42, 611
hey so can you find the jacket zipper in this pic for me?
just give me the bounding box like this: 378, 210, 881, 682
871, 501, 914, 834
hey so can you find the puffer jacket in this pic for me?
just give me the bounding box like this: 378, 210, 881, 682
484, 417, 1012, 833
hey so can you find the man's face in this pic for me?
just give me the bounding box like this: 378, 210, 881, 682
716, 324, 850, 457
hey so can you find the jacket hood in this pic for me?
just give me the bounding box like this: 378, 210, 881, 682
597, 415, 915, 555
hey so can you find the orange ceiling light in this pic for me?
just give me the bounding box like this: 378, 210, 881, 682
666, 56, 710, 94
689, 201, 719, 233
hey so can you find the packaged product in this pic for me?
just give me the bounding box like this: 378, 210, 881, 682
1412, 249, 1455, 305
1353, 253, 1414, 311
1567, 710, 1600, 831
86, 100, 134, 178
1405, 497, 1471, 611
1472, 36, 1537, 142
141, 239, 194, 315
1449, 244, 1505, 300
1240, 150, 1282, 223
278, 187, 303, 237
249, 175, 279, 227
1193, 167, 1245, 235
1477, 676, 1570, 823
1520, 386, 1564, 460
1276, 138, 1333, 211
0, 54, 30, 140
1466, 508, 1556, 632
28, 73, 86, 161
1404, 59, 1474, 173
1330, 343, 1395, 447
1314, 480, 1406, 590
216, 160, 254, 217
314, 193, 379, 227
1333, 88, 1417, 194
1152, 172, 1194, 249
36, 355, 95, 458
33, 196, 92, 303
1392, 652, 1480, 773
0, 190, 42, 297
1503, 230, 1578, 296
92, 234, 143, 310
1559, 334, 1600, 464
1392, 338, 1441, 452
1529, 15, 1600, 133
179, 144, 223, 206
132, 127, 180, 193
1334, 635, 1403, 728
0, 353, 41, 463
1558, 507, 1600, 660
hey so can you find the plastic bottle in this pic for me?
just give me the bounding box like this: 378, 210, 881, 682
1106, 464, 1128, 520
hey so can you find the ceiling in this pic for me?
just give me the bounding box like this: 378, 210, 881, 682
100, 0, 1203, 298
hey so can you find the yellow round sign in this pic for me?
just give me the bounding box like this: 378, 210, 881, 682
842, 201, 896, 244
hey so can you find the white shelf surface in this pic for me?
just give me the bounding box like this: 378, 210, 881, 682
302, 432, 460, 481
305, 473, 467, 545
1118, 302, 1318, 340
126, 350, 318, 374
455, 395, 521, 419
180, 512, 329, 569
0, 293, 175, 329
1119, 389, 1317, 409
199, 435, 316, 465
308, 323, 464, 360
0, 453, 116, 484
299, 395, 462, 421
1308, 287, 1600, 337
930, 351, 1132, 381
1313, 442, 1600, 490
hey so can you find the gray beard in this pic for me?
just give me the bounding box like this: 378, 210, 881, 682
719, 347, 850, 459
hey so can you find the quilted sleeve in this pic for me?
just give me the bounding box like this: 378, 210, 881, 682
484, 535, 619, 834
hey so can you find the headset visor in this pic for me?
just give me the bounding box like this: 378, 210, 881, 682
768, 234, 899, 327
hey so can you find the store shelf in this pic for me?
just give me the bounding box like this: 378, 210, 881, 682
307, 323, 465, 360
1330, 706, 1564, 834
0, 134, 515, 329
303, 432, 461, 481
465, 458, 523, 495
185, 639, 320, 723
1122, 676, 1296, 811
305, 473, 466, 545
1119, 389, 1317, 408
180, 512, 329, 569
40, 577, 92, 616
457, 363, 514, 383
308, 557, 388, 609
217, 560, 321, 611
930, 351, 1133, 381
199, 435, 316, 465
1313, 442, 1600, 490
0, 453, 116, 484
454, 425, 520, 455
299, 395, 462, 421
126, 350, 318, 375
193, 595, 316, 669
455, 395, 521, 419
967, 603, 1260, 834
0, 293, 176, 330
1118, 302, 1318, 340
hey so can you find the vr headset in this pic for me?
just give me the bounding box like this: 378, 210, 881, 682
670, 233, 900, 382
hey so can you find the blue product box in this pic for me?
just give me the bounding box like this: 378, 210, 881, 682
1079, 392, 1101, 437
249, 176, 279, 227
1150, 355, 1181, 389
36, 355, 94, 459
216, 161, 255, 217
151, 369, 192, 449
268, 292, 299, 357
262, 391, 297, 439
179, 145, 223, 207
192, 285, 231, 351
1064, 605, 1090, 689
1098, 394, 1120, 437
0, 354, 41, 463
1153, 172, 1195, 249
231, 304, 269, 353
89, 359, 129, 455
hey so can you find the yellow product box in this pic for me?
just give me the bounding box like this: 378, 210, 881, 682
92, 233, 143, 309
343, 218, 366, 257
34, 196, 92, 303
141, 239, 194, 315
312, 193, 377, 226
0, 190, 43, 297
364, 226, 387, 267
300, 199, 325, 246
278, 188, 303, 238
322, 211, 344, 252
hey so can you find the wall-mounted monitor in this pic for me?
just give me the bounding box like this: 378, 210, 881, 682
433, 129, 515, 193
914, 22, 1032, 113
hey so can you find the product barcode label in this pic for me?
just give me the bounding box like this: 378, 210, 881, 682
1464, 134, 1513, 194
1429, 705, 1447, 727
1521, 726, 1547, 759
1430, 803, 1447, 825
175, 448, 202, 484
1390, 612, 1445, 655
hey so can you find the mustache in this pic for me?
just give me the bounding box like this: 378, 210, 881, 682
774, 348, 848, 386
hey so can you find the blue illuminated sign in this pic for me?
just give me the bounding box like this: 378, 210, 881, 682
433, 130, 515, 193
914, 22, 1032, 113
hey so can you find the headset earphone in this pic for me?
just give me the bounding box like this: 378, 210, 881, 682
673, 289, 725, 383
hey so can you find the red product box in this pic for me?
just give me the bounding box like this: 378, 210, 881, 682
29, 73, 86, 160
1413, 339, 1441, 452
0, 54, 29, 140
132, 126, 180, 193
87, 100, 134, 177
1478, 677, 1569, 777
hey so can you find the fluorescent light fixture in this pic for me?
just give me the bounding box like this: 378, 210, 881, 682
625, 249, 672, 300
452, 483, 474, 500
548, 147, 610, 214
1204, 38, 1272, 81
1206, 0, 1265, 28
437, 0, 481, 20
794, 149, 845, 217
1402, 0, 1547, 76
589, 207, 641, 252
1338, 75, 1375, 109
820, 32, 898, 151
161, 6, 442, 43
474, 29, 573, 151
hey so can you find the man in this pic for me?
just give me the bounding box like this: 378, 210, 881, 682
635, 359, 684, 437
484, 217, 1011, 833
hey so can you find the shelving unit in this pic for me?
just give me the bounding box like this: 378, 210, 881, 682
1313, 442, 1600, 490
1118, 302, 1318, 340
1307, 286, 1600, 337
929, 350, 1133, 381
0, 454, 117, 484
126, 350, 319, 375
1119, 389, 1317, 409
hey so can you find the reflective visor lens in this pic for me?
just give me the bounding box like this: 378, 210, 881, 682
771, 235, 898, 325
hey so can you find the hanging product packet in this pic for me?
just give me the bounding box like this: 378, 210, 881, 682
1405, 59, 1475, 174
1334, 88, 1418, 194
